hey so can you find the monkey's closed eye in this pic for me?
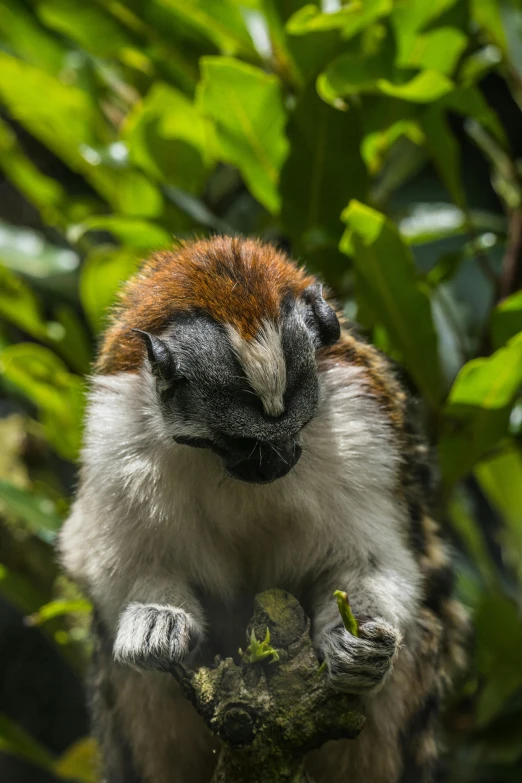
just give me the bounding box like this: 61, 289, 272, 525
173, 435, 209, 449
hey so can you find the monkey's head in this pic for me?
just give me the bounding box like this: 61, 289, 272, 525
97, 237, 340, 484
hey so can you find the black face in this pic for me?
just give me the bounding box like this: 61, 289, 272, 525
135, 286, 339, 484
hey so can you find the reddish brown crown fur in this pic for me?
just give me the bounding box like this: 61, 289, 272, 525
97, 236, 314, 375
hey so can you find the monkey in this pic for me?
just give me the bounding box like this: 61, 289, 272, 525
59, 236, 468, 783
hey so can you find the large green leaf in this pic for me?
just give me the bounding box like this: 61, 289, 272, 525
123, 82, 212, 192
0, 344, 85, 461
340, 201, 444, 408
439, 333, 522, 482
80, 247, 141, 333
197, 57, 288, 213
280, 85, 368, 251
491, 292, 522, 349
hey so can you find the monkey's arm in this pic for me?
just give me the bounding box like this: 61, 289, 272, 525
60, 503, 206, 671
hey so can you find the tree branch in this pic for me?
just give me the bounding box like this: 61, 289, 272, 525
172, 589, 365, 783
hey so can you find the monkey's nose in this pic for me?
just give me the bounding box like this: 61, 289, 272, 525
224, 438, 302, 484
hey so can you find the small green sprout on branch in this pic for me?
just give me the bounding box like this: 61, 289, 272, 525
240, 627, 280, 664
319, 591, 359, 672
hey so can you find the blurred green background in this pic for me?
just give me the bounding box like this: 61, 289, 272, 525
1, 1, 522, 781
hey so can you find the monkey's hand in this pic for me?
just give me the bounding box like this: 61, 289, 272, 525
317, 618, 402, 695
113, 603, 200, 671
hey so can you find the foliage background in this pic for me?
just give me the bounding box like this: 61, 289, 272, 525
1, 0, 522, 781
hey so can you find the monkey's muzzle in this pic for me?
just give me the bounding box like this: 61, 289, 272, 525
221, 437, 302, 484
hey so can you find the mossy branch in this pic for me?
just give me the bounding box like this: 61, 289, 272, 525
171, 589, 365, 783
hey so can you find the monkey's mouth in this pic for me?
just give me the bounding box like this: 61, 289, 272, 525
173, 434, 302, 484
221, 439, 302, 484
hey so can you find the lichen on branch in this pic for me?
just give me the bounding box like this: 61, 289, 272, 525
172, 589, 365, 783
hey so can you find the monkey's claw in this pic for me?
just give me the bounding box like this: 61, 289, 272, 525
114, 603, 199, 671
319, 617, 402, 695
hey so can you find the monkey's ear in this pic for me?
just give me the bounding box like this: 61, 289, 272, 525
132, 329, 179, 383
302, 283, 340, 347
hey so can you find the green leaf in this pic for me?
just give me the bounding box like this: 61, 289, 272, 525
0, 221, 79, 279
154, 0, 257, 57
459, 46, 503, 86
280, 85, 368, 251
420, 105, 466, 207
377, 70, 454, 102
254, 0, 302, 90
0, 713, 55, 772
80, 247, 141, 333
398, 27, 467, 75
341, 201, 444, 408
111, 170, 163, 218
0, 118, 65, 217
318, 47, 454, 106
0, 263, 90, 374
0, 52, 94, 173
391, 0, 460, 63
123, 83, 213, 192
52, 305, 93, 375
0, 0, 66, 74
27, 598, 92, 626
0, 564, 50, 615
474, 595, 522, 726
197, 57, 288, 213
0, 479, 62, 542
0, 344, 85, 461
441, 86, 507, 146
286, 0, 392, 38
53, 737, 99, 783
359, 95, 423, 169
439, 333, 522, 482
448, 491, 498, 589
491, 292, 522, 349
475, 444, 522, 579
471, 0, 508, 54
70, 215, 170, 250
36, 0, 135, 58
0, 264, 49, 341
